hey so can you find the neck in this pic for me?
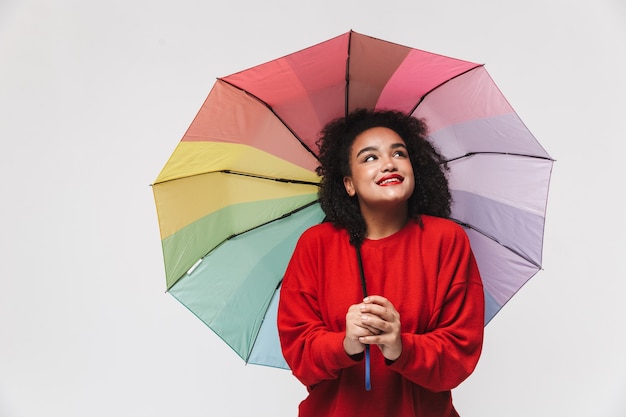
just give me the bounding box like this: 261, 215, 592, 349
360, 204, 409, 240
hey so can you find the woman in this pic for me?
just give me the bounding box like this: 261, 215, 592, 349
277, 109, 484, 417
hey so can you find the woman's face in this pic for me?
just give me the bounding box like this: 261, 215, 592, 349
343, 126, 415, 211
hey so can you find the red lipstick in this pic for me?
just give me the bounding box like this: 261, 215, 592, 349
376, 174, 404, 186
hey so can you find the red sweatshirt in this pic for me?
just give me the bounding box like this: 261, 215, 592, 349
278, 216, 484, 417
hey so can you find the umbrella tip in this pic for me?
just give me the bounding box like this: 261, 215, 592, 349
186, 258, 203, 275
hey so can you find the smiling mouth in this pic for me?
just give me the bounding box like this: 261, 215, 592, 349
377, 175, 404, 185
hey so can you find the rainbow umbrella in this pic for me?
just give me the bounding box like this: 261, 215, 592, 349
152, 31, 553, 369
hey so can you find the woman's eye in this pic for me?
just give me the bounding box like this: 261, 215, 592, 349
364, 155, 376, 162
393, 150, 407, 158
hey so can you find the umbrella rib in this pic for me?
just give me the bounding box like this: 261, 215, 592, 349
345, 30, 354, 117
152, 170, 320, 186
211, 200, 321, 252
221, 169, 319, 186
443, 151, 555, 164
218, 78, 320, 162
450, 218, 542, 269
408, 64, 483, 116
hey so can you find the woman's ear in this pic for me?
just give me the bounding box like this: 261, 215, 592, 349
343, 176, 356, 197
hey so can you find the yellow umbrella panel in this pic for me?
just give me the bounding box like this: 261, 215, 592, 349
153, 141, 320, 290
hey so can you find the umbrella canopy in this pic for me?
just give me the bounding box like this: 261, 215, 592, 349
152, 31, 553, 369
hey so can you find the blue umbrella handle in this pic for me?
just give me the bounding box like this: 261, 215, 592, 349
365, 345, 371, 391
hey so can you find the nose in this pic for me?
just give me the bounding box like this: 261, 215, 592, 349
381, 155, 397, 172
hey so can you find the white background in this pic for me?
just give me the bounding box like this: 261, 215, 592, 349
1, 1, 625, 416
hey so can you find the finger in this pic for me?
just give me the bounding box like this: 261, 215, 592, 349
360, 305, 393, 323
354, 319, 382, 335
361, 314, 392, 335
365, 295, 400, 310
363, 295, 390, 306
363, 300, 401, 323
359, 332, 400, 347
358, 334, 388, 345
362, 325, 382, 336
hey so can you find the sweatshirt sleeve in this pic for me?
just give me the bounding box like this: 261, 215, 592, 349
388, 224, 485, 392
277, 230, 358, 387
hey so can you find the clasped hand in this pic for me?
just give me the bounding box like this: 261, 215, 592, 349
344, 295, 402, 361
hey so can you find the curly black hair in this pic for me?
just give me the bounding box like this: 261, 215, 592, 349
316, 108, 451, 245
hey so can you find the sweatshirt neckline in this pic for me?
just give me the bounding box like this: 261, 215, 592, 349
362, 219, 417, 247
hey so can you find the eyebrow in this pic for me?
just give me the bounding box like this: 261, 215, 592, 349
355, 143, 407, 158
